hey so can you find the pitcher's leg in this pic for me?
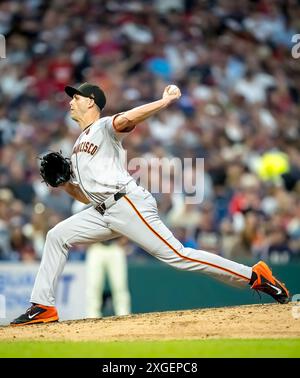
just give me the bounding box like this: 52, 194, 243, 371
31, 207, 120, 306
108, 192, 251, 287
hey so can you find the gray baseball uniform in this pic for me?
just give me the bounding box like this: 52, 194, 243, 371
30, 116, 252, 306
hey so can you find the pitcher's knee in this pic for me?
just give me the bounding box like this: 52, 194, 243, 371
45, 225, 66, 247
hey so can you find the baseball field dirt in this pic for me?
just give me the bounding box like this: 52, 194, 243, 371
0, 303, 299, 341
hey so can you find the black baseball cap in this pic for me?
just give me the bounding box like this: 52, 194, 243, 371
65, 82, 106, 110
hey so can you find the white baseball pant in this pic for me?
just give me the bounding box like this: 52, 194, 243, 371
85, 242, 131, 317
31, 181, 252, 306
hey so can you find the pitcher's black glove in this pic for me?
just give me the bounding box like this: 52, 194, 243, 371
39, 151, 72, 187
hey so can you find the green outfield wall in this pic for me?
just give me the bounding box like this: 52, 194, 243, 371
124, 260, 300, 314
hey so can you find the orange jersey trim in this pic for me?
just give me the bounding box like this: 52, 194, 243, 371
124, 195, 250, 282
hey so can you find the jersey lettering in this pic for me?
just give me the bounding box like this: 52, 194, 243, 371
72, 141, 98, 156
91, 145, 97, 155
88, 143, 94, 154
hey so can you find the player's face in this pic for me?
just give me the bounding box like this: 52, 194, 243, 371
69, 94, 90, 121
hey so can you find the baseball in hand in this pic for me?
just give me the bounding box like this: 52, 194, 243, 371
167, 85, 179, 95
163, 84, 181, 103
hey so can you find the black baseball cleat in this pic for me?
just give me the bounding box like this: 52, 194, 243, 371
10, 304, 59, 326
250, 261, 290, 304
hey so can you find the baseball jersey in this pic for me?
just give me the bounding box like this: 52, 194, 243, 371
71, 116, 133, 204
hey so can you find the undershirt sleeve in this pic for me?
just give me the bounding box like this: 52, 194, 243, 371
106, 114, 135, 141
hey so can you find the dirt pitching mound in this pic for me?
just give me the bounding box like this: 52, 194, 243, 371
1, 303, 299, 341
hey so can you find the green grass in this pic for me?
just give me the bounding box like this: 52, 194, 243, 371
0, 339, 300, 358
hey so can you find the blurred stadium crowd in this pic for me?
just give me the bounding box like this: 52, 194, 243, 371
0, 0, 300, 264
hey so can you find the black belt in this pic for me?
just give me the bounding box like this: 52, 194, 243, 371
95, 190, 126, 215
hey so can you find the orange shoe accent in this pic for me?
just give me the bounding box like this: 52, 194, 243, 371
10, 304, 59, 326
124, 195, 250, 282
11, 315, 59, 326
251, 261, 290, 304
251, 261, 276, 287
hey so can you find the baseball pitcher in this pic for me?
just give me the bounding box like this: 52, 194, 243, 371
11, 83, 289, 325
